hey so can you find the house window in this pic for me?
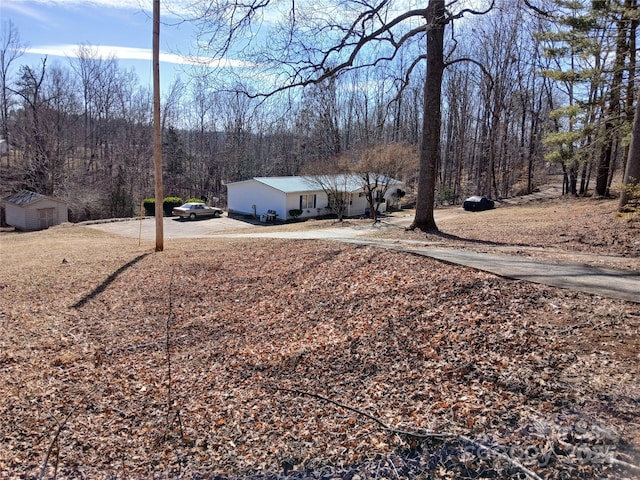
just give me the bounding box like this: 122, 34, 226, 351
299, 194, 316, 209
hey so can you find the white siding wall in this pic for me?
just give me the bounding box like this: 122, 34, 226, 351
27, 198, 67, 230
348, 192, 369, 216
227, 180, 287, 219
4, 204, 26, 230
285, 190, 329, 219
347, 186, 405, 216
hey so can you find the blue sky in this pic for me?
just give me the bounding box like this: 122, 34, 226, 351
2, 0, 487, 94
0, 0, 217, 92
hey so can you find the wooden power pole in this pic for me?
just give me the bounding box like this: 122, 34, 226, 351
153, 0, 164, 251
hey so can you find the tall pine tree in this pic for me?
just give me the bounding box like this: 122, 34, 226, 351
537, 0, 637, 196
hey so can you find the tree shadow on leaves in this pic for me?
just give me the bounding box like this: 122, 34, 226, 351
72, 253, 151, 309
427, 230, 534, 248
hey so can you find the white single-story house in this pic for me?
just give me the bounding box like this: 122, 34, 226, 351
3, 190, 68, 231
226, 175, 404, 221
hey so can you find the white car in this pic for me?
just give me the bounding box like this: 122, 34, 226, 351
172, 202, 224, 220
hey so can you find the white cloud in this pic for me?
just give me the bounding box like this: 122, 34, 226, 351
1, 1, 51, 22
5, 0, 197, 15
8, 0, 152, 12
26, 44, 253, 67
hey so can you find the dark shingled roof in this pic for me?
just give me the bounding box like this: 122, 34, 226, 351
4, 190, 47, 206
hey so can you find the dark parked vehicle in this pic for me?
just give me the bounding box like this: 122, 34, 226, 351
463, 195, 495, 212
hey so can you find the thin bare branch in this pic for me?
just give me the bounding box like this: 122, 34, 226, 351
523, 0, 554, 18
445, 56, 495, 89
272, 386, 545, 480
388, 53, 427, 106
38, 392, 92, 480
447, 0, 496, 21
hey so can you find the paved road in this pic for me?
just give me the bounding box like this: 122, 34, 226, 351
87, 195, 639, 304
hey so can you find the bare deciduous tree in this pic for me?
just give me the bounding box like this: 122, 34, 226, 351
301, 155, 355, 221
188, 0, 496, 231
353, 142, 417, 222
0, 20, 26, 146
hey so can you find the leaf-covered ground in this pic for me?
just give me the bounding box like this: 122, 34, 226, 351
0, 197, 639, 479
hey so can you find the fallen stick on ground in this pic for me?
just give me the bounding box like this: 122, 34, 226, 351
270, 386, 544, 480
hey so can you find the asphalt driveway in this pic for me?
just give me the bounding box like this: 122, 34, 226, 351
341, 238, 640, 304
85, 215, 256, 239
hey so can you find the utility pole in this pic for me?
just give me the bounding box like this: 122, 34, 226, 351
153, 0, 164, 251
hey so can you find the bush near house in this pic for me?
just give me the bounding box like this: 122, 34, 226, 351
163, 197, 183, 216
289, 209, 303, 220
142, 197, 185, 216
142, 198, 155, 216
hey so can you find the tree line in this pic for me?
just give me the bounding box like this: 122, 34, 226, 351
0, 0, 637, 223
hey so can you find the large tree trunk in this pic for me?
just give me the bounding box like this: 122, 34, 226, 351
618, 0, 637, 203
411, 0, 445, 231
619, 96, 640, 210
596, 9, 627, 196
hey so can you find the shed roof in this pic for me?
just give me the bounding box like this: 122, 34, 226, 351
3, 190, 64, 207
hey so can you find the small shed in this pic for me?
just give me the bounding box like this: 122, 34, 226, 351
3, 190, 68, 231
